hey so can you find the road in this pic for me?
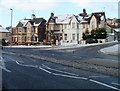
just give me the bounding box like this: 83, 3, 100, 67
1, 43, 120, 90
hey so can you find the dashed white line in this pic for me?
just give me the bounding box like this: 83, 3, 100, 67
15, 61, 119, 90
52, 73, 88, 80
16, 61, 38, 68
39, 67, 52, 74
89, 79, 120, 90
89, 76, 110, 78
42, 64, 79, 76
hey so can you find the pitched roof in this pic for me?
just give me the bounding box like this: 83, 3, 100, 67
0, 25, 10, 33
47, 11, 106, 25
16, 18, 46, 27
90, 12, 106, 22
56, 14, 73, 24
31, 18, 46, 26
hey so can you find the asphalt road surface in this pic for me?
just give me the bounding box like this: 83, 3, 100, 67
1, 43, 120, 90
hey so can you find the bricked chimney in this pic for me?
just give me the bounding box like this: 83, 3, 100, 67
31, 14, 36, 19
83, 9, 87, 18
50, 13, 54, 18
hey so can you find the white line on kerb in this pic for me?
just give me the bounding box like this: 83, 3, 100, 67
89, 79, 120, 90
111, 82, 120, 86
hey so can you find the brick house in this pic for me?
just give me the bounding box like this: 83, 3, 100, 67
12, 14, 46, 45
0, 25, 11, 43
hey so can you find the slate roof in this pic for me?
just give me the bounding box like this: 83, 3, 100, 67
55, 14, 73, 24
16, 17, 46, 27
47, 12, 105, 25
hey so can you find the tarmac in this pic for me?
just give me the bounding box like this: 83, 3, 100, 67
2, 51, 119, 77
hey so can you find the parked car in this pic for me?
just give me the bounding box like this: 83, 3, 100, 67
117, 38, 120, 42
86, 38, 98, 44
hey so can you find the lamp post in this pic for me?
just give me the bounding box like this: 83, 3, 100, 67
10, 8, 13, 44
10, 8, 13, 31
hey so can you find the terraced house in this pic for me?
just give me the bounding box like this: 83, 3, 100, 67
12, 14, 46, 45
46, 9, 107, 45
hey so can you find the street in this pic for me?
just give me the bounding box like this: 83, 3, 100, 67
1, 43, 120, 90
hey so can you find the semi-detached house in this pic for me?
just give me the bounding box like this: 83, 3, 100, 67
46, 9, 106, 45
12, 14, 46, 45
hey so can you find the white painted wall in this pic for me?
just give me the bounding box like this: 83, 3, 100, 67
62, 16, 83, 44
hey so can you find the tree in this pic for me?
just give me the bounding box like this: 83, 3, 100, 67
91, 29, 96, 39
82, 33, 86, 40
83, 28, 107, 40
95, 28, 107, 39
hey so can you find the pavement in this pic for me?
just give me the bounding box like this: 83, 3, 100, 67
100, 44, 120, 56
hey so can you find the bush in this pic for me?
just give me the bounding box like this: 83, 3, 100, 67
83, 28, 107, 40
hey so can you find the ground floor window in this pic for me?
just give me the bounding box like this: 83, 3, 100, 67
64, 34, 67, 40
77, 34, 79, 41
72, 34, 75, 40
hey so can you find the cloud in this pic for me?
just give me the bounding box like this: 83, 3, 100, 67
0, 0, 58, 10
68, 0, 91, 7
0, 0, 119, 11
68, 0, 119, 8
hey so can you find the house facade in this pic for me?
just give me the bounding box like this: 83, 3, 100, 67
0, 25, 11, 43
12, 14, 46, 45
46, 9, 106, 45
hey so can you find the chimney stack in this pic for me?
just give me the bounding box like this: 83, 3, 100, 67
31, 14, 36, 19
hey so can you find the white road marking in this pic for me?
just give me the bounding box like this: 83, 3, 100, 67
89, 79, 120, 90
16, 61, 38, 68
15, 61, 119, 90
0, 57, 11, 72
52, 73, 88, 80
39, 67, 52, 74
111, 82, 120, 86
0, 66, 11, 72
42, 64, 79, 76
89, 76, 110, 78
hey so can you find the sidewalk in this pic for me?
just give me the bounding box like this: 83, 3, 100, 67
4, 41, 117, 49
100, 44, 120, 56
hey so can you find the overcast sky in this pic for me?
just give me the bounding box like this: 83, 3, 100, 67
0, 0, 119, 28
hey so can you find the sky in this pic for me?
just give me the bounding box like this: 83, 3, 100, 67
0, 0, 119, 28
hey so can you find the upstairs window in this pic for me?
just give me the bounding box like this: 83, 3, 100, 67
77, 23, 79, 29
72, 22, 75, 29
91, 21, 95, 29
64, 25, 67, 29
